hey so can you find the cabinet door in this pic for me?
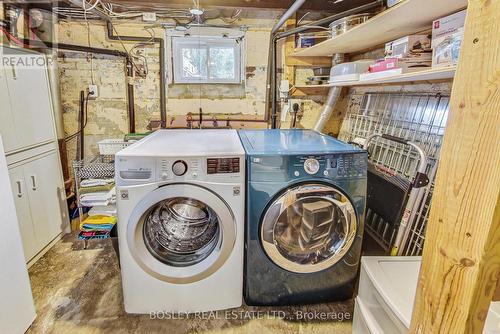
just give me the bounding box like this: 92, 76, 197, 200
24, 151, 66, 247
8, 166, 38, 261
5, 50, 55, 150
0, 68, 18, 153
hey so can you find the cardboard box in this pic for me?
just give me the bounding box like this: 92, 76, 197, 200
432, 9, 467, 68
369, 56, 431, 73
385, 34, 432, 58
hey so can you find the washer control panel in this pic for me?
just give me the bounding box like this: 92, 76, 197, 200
117, 155, 244, 185
207, 157, 240, 174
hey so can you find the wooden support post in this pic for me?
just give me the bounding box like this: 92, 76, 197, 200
410, 1, 500, 333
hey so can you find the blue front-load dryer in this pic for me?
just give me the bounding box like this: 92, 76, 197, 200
238, 129, 367, 306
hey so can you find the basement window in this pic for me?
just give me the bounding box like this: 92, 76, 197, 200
172, 36, 242, 84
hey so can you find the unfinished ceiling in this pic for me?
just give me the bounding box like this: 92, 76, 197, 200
99, 0, 375, 11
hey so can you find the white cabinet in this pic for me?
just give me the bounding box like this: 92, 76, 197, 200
8, 151, 67, 262
8, 164, 38, 261
24, 151, 66, 245
0, 68, 18, 153
1, 48, 55, 154
1, 46, 68, 265
0, 136, 36, 334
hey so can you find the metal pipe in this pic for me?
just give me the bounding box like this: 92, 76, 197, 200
266, 0, 383, 127
271, 0, 307, 34
270, 38, 278, 128
77, 90, 85, 161
64, 2, 166, 130
265, 0, 307, 128
125, 58, 135, 133
105, 21, 167, 129
275, 0, 383, 40
17, 38, 137, 133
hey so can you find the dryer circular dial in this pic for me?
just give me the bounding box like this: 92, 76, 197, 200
304, 158, 320, 175
172, 160, 188, 176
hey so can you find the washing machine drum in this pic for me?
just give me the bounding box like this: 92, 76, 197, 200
261, 184, 357, 274
143, 198, 220, 267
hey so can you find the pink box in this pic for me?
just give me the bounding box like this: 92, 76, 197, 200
369, 58, 399, 73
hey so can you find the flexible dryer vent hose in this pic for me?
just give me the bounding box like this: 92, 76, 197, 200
313, 86, 342, 132
313, 53, 345, 133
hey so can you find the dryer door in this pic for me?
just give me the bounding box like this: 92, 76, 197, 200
127, 183, 236, 283
261, 183, 357, 274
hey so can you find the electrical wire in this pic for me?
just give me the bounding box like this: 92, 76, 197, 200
65, 92, 91, 141
82, 0, 101, 11
297, 12, 311, 25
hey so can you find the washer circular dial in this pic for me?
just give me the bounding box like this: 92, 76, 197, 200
304, 158, 320, 175
172, 160, 188, 176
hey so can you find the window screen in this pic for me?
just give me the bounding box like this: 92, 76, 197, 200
172, 36, 242, 84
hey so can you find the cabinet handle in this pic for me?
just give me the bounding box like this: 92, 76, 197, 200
16, 181, 23, 197
31, 175, 37, 190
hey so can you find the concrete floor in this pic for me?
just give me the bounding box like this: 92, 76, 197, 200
27, 235, 353, 334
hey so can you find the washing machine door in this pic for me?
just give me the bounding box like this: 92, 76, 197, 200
127, 183, 236, 283
261, 183, 357, 274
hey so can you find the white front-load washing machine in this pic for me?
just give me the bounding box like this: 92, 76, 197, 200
115, 129, 245, 313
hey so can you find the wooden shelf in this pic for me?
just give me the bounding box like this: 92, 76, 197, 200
302, 67, 456, 88
294, 84, 331, 89
292, 0, 467, 57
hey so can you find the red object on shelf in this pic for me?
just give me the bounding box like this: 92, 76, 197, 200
369, 58, 399, 73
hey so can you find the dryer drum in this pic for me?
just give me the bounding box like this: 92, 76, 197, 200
261, 184, 357, 273
143, 197, 220, 266
274, 196, 348, 264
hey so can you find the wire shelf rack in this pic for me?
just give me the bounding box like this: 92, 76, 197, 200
339, 92, 450, 255
72, 155, 116, 225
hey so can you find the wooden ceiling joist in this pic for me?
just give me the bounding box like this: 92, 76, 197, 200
99, 0, 375, 11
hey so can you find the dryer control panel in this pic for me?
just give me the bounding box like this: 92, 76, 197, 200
290, 153, 367, 179
328, 154, 367, 178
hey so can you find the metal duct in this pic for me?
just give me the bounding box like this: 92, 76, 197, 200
271, 0, 307, 34
313, 53, 345, 133
313, 86, 342, 132
265, 0, 307, 127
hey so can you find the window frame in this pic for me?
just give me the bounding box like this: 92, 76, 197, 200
172, 36, 243, 84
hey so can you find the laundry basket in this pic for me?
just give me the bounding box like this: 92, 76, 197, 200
97, 139, 132, 155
